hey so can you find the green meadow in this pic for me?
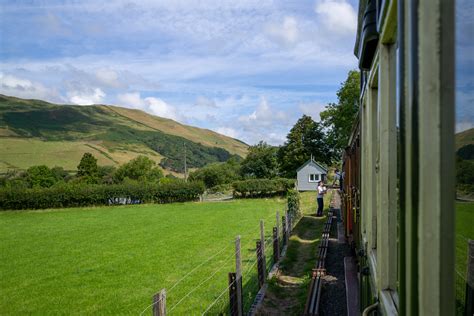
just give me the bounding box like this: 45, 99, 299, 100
0, 195, 319, 315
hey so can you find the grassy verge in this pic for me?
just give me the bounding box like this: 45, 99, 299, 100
257, 191, 328, 315
0, 198, 287, 314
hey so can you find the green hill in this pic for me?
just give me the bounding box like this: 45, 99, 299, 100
456, 127, 474, 149
0, 94, 247, 173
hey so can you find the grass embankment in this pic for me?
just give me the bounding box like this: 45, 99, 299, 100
455, 201, 474, 315
257, 191, 327, 315
1, 197, 287, 314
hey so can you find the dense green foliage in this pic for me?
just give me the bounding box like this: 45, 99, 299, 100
232, 178, 295, 198
114, 156, 163, 182
319, 70, 360, 155
0, 181, 205, 210
457, 144, 474, 160
456, 146, 474, 195
77, 152, 98, 177
240, 141, 279, 179
188, 158, 240, 188
278, 115, 331, 178
287, 189, 301, 219
25, 165, 59, 188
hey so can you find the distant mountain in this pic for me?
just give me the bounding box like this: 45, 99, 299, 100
0, 94, 247, 173
456, 127, 474, 149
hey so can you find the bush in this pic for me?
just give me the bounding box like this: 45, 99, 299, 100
189, 160, 240, 188
287, 189, 301, 219
232, 178, 295, 198
0, 181, 205, 210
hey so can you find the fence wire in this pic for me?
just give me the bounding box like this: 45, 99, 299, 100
140, 208, 292, 315
455, 234, 469, 316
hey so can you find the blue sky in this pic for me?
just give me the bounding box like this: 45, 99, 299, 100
0, 0, 472, 145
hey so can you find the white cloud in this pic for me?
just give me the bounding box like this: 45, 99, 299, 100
147, 97, 178, 120
195, 96, 217, 108
117, 92, 179, 121
239, 97, 288, 126
68, 88, 105, 105
216, 127, 239, 139
299, 101, 327, 122
315, 0, 357, 36
95, 68, 122, 88
0, 72, 63, 102
117, 92, 143, 109
265, 16, 299, 46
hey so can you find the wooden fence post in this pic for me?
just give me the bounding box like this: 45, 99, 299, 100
229, 272, 238, 316
282, 215, 287, 246
235, 236, 243, 316
256, 240, 265, 288
275, 211, 280, 233
260, 220, 266, 276
466, 240, 474, 316
153, 289, 166, 316
273, 227, 279, 263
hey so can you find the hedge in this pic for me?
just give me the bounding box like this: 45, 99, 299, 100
287, 189, 301, 219
0, 181, 205, 210
232, 178, 295, 198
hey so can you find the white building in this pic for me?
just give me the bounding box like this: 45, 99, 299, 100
296, 158, 328, 191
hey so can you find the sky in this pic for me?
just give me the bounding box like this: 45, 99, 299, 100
0, 0, 472, 145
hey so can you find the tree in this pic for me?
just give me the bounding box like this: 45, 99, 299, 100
278, 115, 331, 178
457, 159, 474, 185
320, 70, 360, 156
188, 159, 240, 188
77, 153, 98, 178
26, 165, 56, 188
114, 156, 163, 183
240, 141, 279, 179
457, 144, 474, 160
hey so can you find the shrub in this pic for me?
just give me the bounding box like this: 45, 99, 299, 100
232, 178, 295, 198
0, 181, 205, 210
287, 189, 301, 219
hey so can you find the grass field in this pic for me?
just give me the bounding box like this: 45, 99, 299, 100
455, 201, 474, 314
0, 194, 319, 314
0, 138, 164, 171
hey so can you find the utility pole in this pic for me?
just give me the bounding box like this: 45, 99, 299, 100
184, 143, 187, 182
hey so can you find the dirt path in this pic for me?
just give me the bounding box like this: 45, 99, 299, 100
255, 191, 333, 315
256, 190, 350, 316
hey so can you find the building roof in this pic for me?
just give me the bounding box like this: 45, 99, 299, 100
296, 158, 328, 173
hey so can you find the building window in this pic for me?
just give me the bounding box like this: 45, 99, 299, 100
309, 174, 320, 182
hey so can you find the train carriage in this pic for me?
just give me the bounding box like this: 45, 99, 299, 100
342, 0, 456, 315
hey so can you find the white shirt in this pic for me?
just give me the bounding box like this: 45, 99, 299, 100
317, 185, 326, 198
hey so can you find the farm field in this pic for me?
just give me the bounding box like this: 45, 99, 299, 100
0, 193, 319, 315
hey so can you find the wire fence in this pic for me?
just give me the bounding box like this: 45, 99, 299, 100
138, 205, 300, 315
455, 233, 470, 316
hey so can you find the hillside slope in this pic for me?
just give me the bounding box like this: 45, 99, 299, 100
0, 94, 247, 173
456, 128, 474, 149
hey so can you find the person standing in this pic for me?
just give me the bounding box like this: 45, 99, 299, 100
316, 180, 327, 217
332, 168, 340, 187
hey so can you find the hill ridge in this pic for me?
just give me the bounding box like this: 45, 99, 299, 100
0, 94, 247, 173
